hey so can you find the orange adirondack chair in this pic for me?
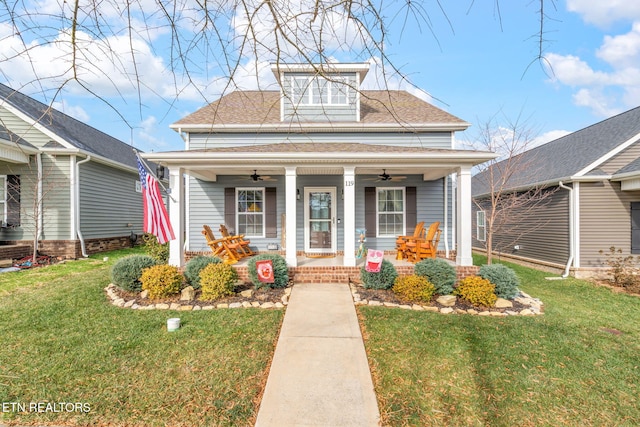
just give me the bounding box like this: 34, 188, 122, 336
202, 225, 242, 264
219, 224, 255, 257
395, 221, 425, 260
406, 221, 441, 263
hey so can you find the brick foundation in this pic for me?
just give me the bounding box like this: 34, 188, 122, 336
1, 236, 137, 260
0, 243, 33, 261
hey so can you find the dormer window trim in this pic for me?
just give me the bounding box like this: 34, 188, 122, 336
290, 75, 350, 107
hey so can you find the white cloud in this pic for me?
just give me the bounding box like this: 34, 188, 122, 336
567, 0, 640, 27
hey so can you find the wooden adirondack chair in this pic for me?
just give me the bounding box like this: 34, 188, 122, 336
219, 224, 255, 257
202, 225, 242, 264
395, 221, 425, 260
406, 221, 441, 263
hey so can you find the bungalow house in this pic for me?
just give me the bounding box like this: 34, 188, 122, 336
142, 62, 496, 271
472, 106, 640, 278
0, 83, 150, 259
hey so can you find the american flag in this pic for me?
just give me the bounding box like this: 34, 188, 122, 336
136, 155, 175, 244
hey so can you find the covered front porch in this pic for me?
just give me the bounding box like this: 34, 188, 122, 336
143, 143, 496, 269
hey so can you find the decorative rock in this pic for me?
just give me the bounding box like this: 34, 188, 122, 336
140, 290, 149, 299
217, 303, 229, 309
505, 310, 518, 316
411, 304, 424, 311
192, 305, 202, 311
383, 302, 399, 307
436, 295, 457, 307
180, 286, 195, 301
440, 307, 454, 314
113, 298, 125, 307
156, 303, 170, 310
202, 305, 215, 310
478, 311, 491, 316
467, 309, 478, 315
368, 300, 382, 306
354, 300, 367, 306
240, 289, 254, 298
494, 298, 513, 308
490, 311, 507, 317
399, 304, 412, 310
229, 302, 242, 309
170, 303, 181, 310
140, 304, 155, 310
284, 288, 292, 296
519, 309, 534, 316
281, 295, 289, 304
455, 308, 467, 314
261, 302, 275, 309
423, 306, 439, 312
131, 304, 140, 309
124, 299, 135, 308
275, 302, 284, 308
178, 305, 193, 311
242, 301, 252, 308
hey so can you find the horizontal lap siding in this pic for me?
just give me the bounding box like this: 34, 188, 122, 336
188, 132, 452, 149
0, 108, 53, 148
79, 161, 143, 239
41, 154, 71, 239
579, 181, 640, 267
474, 188, 570, 265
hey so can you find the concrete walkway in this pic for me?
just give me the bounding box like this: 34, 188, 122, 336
255, 283, 381, 427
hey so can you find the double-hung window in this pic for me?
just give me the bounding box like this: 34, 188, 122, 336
377, 188, 405, 237
237, 188, 265, 237
476, 211, 486, 242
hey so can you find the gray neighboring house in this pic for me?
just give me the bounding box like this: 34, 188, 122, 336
472, 106, 640, 278
144, 62, 496, 268
0, 83, 150, 260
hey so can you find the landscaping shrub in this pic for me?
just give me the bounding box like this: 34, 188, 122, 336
392, 274, 436, 303
111, 254, 156, 292
414, 258, 456, 295
599, 246, 640, 289
140, 264, 183, 300
248, 254, 289, 289
199, 263, 238, 301
479, 264, 520, 299
454, 275, 497, 307
184, 256, 222, 289
360, 259, 398, 290
142, 233, 169, 264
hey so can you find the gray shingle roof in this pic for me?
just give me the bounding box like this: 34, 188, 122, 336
0, 83, 140, 168
473, 106, 640, 196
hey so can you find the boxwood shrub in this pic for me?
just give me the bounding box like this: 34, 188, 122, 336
360, 259, 398, 290
478, 264, 520, 299
184, 256, 222, 289
248, 254, 289, 289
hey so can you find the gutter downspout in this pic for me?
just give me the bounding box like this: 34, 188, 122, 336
559, 181, 573, 278
76, 155, 91, 257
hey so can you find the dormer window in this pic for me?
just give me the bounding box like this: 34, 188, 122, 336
291, 76, 349, 106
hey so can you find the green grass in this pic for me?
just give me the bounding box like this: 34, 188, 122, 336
360, 255, 640, 426
0, 248, 283, 427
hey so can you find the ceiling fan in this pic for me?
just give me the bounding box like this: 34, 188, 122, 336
249, 170, 276, 182
365, 169, 407, 182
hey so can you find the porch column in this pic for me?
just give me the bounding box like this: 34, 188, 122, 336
168, 167, 185, 267
456, 166, 473, 266
343, 166, 356, 266
285, 167, 297, 267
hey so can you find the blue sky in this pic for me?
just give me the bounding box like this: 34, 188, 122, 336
1, 1, 639, 153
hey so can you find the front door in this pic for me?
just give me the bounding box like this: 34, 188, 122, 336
304, 187, 336, 253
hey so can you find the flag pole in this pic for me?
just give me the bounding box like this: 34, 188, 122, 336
133, 148, 176, 203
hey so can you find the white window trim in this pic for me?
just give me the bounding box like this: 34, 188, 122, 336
476, 210, 486, 242
236, 187, 266, 238
376, 187, 406, 238
290, 75, 350, 106
0, 175, 6, 225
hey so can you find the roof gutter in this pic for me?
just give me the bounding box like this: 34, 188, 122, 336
168, 122, 471, 133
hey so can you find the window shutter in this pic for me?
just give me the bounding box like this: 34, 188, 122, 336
364, 187, 376, 238
6, 175, 20, 227
265, 187, 277, 238
406, 187, 417, 232
224, 188, 236, 233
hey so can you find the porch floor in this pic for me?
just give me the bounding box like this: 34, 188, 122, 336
233, 253, 417, 268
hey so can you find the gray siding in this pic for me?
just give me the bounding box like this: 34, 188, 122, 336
40, 154, 72, 240
79, 160, 144, 239
579, 180, 640, 267
188, 132, 453, 150
188, 173, 450, 253
281, 72, 358, 122
0, 107, 53, 148
473, 188, 570, 265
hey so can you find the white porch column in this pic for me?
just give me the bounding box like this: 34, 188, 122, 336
343, 167, 356, 266
456, 166, 473, 266
168, 167, 185, 267
285, 167, 297, 267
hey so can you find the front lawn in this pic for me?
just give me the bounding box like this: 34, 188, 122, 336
0, 248, 283, 427
360, 255, 640, 426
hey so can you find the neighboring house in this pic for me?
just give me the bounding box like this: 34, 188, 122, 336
472, 106, 640, 278
0, 83, 151, 259
143, 62, 495, 268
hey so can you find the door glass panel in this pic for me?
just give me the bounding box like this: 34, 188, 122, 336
309, 191, 332, 249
